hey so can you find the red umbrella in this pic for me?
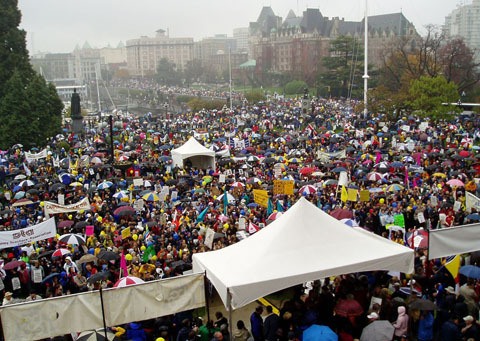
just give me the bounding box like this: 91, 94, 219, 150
114, 276, 145, 288
334, 298, 364, 317
267, 212, 283, 221
299, 167, 315, 176
3, 260, 25, 271
57, 220, 74, 229
329, 208, 354, 220
458, 150, 470, 158
113, 206, 136, 216
52, 248, 71, 258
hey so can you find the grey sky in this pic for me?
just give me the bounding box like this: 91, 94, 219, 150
18, 0, 461, 54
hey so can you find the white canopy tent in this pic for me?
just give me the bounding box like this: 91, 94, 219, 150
193, 197, 414, 310
171, 137, 215, 169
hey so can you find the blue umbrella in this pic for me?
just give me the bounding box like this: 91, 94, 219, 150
459, 265, 480, 279
14, 191, 25, 199
303, 324, 338, 341
97, 181, 114, 190
466, 213, 480, 221
42, 272, 60, 283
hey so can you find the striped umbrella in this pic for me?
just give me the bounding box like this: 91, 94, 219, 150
113, 276, 145, 288
52, 248, 71, 258
299, 185, 317, 195
58, 233, 86, 245
142, 192, 160, 201
366, 172, 382, 182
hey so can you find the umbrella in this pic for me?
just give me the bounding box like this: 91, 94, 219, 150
113, 206, 136, 216
58, 233, 86, 245
432, 172, 447, 178
142, 192, 159, 202
74, 221, 89, 229
409, 298, 436, 310
97, 250, 120, 261
13, 191, 26, 200
42, 272, 60, 283
18, 179, 35, 187
466, 213, 480, 221
216, 193, 236, 204
339, 218, 359, 227
113, 276, 145, 288
332, 167, 347, 173
49, 182, 66, 192
329, 208, 353, 220
366, 172, 383, 182
86, 272, 110, 284
77, 254, 97, 265
360, 320, 394, 341
246, 177, 262, 185
386, 184, 404, 192
112, 191, 129, 199
97, 181, 114, 190
446, 179, 465, 187
231, 182, 245, 188
57, 220, 75, 229
11, 198, 33, 206
299, 185, 317, 195
459, 265, 480, 279
76, 328, 116, 341
267, 212, 283, 221
334, 298, 364, 317
3, 260, 26, 270
52, 248, 71, 258
303, 324, 338, 341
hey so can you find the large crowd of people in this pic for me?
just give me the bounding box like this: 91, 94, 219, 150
0, 95, 480, 340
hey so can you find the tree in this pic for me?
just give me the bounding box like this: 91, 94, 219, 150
439, 38, 480, 97
407, 75, 459, 119
0, 0, 63, 149
0, 0, 32, 99
318, 36, 365, 98
156, 58, 182, 86
184, 59, 203, 87
284, 80, 308, 95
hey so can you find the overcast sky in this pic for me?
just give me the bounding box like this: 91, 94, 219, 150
18, 0, 461, 54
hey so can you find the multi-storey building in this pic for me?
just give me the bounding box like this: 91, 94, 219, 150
444, 0, 480, 63
249, 7, 418, 84
126, 29, 194, 77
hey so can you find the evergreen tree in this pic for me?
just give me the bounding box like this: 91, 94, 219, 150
0, 0, 63, 149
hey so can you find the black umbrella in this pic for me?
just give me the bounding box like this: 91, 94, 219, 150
409, 298, 436, 311
87, 272, 109, 284
97, 250, 120, 261
74, 221, 89, 229
42, 272, 60, 283
49, 182, 66, 192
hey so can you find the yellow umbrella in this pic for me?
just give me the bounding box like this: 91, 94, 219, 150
432, 172, 447, 178
142, 192, 160, 201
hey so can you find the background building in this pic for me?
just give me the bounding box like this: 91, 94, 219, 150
126, 29, 194, 77
444, 0, 480, 63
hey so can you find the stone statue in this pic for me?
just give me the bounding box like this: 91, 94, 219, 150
71, 88, 81, 119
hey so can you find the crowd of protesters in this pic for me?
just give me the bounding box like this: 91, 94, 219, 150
0, 94, 480, 340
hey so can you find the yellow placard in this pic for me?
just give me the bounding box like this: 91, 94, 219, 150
273, 180, 295, 195
347, 188, 358, 202
121, 227, 131, 239
253, 189, 269, 208
359, 190, 370, 202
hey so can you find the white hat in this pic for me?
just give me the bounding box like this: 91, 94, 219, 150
463, 315, 474, 322
367, 312, 379, 320
445, 286, 456, 294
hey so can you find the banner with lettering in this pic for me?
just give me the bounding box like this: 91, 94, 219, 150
25, 149, 48, 163
44, 197, 91, 215
0, 218, 56, 250
273, 180, 294, 195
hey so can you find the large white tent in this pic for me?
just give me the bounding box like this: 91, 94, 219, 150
193, 197, 415, 310
171, 137, 215, 169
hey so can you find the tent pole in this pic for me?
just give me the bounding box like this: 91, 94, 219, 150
204, 271, 211, 323
227, 289, 233, 340
99, 287, 108, 340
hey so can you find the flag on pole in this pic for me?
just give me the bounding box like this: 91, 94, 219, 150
341, 186, 348, 203
223, 189, 228, 215
276, 201, 284, 212
443, 255, 461, 284
267, 199, 274, 215
404, 167, 409, 188
196, 206, 209, 223
23, 163, 31, 177
120, 252, 128, 278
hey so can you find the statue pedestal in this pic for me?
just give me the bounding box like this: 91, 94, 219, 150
72, 117, 83, 135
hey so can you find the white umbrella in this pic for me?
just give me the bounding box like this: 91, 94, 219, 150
216, 193, 236, 203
